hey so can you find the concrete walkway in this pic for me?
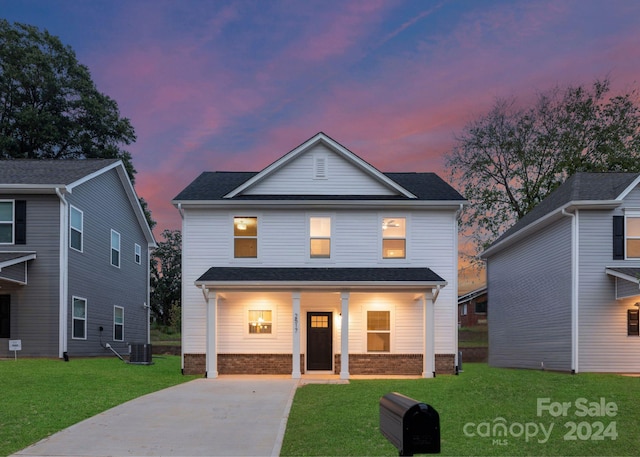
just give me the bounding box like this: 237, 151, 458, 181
12, 377, 299, 457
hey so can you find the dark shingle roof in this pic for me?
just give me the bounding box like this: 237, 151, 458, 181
0, 159, 119, 185
174, 171, 465, 201
196, 267, 445, 283
491, 172, 640, 246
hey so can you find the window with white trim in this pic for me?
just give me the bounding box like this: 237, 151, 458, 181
111, 230, 121, 267
72, 297, 87, 340
310, 216, 331, 258
626, 215, 640, 258
70, 206, 83, 251
135, 243, 141, 264
248, 309, 272, 334
234, 217, 257, 258
367, 310, 390, 352
382, 217, 406, 258
114, 306, 124, 341
0, 200, 14, 244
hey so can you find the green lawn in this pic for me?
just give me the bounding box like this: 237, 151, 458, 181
0, 356, 197, 456
281, 364, 639, 456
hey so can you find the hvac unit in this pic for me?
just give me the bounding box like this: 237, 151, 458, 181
129, 343, 153, 364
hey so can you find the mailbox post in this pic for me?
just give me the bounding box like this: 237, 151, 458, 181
379, 392, 440, 456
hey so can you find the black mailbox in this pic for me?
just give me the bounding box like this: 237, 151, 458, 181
380, 392, 440, 456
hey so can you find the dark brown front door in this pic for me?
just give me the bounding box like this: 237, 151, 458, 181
307, 312, 332, 371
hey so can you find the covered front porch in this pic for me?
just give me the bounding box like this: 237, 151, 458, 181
189, 267, 449, 379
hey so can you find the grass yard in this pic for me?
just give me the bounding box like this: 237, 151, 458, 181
0, 355, 197, 456
281, 364, 640, 456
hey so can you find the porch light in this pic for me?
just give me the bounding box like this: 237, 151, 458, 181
635, 302, 640, 308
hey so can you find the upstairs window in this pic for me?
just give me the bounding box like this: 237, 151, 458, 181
114, 306, 124, 341
0, 201, 14, 244
111, 230, 121, 267
382, 217, 406, 259
135, 243, 141, 265
626, 216, 640, 258
234, 217, 257, 258
70, 206, 83, 251
310, 216, 331, 258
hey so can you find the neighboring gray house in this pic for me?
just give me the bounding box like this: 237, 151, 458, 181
0, 160, 156, 359
482, 172, 640, 373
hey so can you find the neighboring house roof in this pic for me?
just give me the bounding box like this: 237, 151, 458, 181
458, 286, 487, 305
0, 159, 156, 247
483, 172, 640, 258
195, 267, 446, 289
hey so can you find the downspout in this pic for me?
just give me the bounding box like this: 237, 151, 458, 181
562, 208, 579, 374
56, 188, 69, 359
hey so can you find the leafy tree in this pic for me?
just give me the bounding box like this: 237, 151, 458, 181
150, 230, 182, 327
0, 20, 156, 229
0, 20, 136, 172
446, 78, 640, 254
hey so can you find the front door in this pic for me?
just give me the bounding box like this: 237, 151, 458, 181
307, 312, 332, 371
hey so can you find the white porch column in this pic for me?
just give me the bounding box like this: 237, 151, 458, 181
292, 291, 301, 379
340, 291, 350, 380
206, 289, 218, 379
423, 290, 435, 378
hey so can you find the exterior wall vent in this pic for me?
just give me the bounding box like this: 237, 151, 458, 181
314, 155, 328, 179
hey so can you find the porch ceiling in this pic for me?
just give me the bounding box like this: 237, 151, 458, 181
195, 267, 447, 291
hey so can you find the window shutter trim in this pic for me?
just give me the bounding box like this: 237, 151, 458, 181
15, 200, 26, 245
613, 216, 624, 260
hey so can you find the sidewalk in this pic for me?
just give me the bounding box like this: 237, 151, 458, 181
12, 377, 299, 457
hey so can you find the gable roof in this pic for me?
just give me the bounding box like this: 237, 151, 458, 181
0, 159, 156, 247
223, 132, 417, 199
483, 172, 640, 258
173, 132, 465, 204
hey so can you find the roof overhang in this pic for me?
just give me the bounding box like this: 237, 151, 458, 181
0, 252, 37, 285
172, 199, 464, 210
482, 200, 621, 258
194, 267, 447, 293
606, 267, 640, 299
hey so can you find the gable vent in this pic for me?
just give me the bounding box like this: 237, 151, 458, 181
314, 155, 328, 179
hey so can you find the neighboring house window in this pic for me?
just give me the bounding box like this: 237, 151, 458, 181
114, 306, 124, 341
0, 200, 14, 244
382, 217, 406, 258
628, 309, 639, 336
70, 206, 83, 251
367, 310, 390, 352
0, 295, 10, 338
626, 215, 640, 258
234, 217, 257, 258
111, 230, 121, 267
310, 216, 331, 258
248, 309, 272, 334
72, 297, 87, 340
135, 243, 141, 265
461, 304, 468, 316
475, 300, 487, 314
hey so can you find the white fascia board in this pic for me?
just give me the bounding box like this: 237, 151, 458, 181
223, 133, 417, 199
194, 280, 448, 292
173, 199, 464, 210
482, 200, 621, 259
0, 184, 66, 194
0, 252, 37, 269
615, 175, 640, 201
65, 160, 121, 191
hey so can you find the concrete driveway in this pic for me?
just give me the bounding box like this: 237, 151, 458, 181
12, 377, 299, 457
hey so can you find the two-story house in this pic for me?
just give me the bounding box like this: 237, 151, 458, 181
482, 172, 640, 373
174, 132, 466, 378
0, 160, 156, 359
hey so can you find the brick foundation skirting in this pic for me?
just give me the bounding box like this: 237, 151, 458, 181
183, 352, 456, 376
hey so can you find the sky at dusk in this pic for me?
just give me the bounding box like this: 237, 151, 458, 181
2, 0, 640, 248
